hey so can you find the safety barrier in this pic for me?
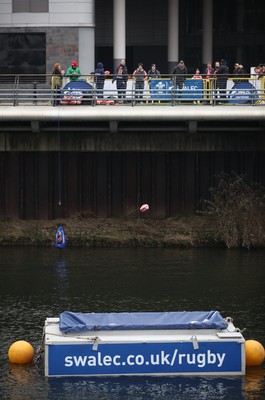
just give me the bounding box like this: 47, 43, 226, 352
0, 74, 264, 106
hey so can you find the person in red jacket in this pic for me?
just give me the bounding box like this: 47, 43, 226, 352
192, 68, 202, 79
204, 62, 215, 79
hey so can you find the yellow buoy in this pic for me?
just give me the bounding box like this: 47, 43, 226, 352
8, 340, 34, 364
245, 340, 265, 367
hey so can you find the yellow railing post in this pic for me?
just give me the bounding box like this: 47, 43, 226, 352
260, 77, 265, 99
203, 78, 212, 103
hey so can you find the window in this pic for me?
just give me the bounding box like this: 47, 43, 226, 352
13, 0, 48, 13
0, 33, 46, 77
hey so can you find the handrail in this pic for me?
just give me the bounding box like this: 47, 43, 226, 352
13, 75, 19, 106
0, 74, 264, 107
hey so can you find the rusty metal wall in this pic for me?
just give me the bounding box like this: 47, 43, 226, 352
0, 151, 265, 220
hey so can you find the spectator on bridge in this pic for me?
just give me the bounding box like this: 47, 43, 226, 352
192, 68, 202, 79
52, 63, 65, 86
112, 59, 128, 103
213, 60, 220, 77
66, 61, 81, 82
239, 64, 247, 77
133, 63, 147, 103
233, 63, 247, 83
254, 64, 265, 79
94, 62, 106, 99
147, 64, 161, 102
204, 62, 215, 79
214, 59, 229, 103
192, 69, 203, 104
213, 60, 220, 99
254, 64, 263, 77
203, 62, 215, 102
171, 60, 188, 102
147, 64, 161, 80
51, 63, 65, 106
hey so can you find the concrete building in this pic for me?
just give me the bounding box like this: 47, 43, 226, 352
0, 0, 95, 75
0, 0, 265, 75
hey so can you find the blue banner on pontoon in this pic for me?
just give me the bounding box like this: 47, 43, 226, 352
47, 341, 242, 376
59, 311, 228, 333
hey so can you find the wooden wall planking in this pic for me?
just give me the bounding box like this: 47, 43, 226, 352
0, 151, 265, 220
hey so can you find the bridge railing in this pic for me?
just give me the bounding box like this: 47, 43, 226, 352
0, 74, 264, 106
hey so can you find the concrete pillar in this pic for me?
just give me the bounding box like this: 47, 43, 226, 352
113, 0, 126, 73
79, 27, 95, 76
168, 0, 179, 73
202, 0, 213, 68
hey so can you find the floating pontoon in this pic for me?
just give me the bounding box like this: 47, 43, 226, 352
44, 311, 245, 377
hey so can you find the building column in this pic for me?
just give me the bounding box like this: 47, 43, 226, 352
79, 27, 95, 76
168, 0, 179, 73
202, 0, 213, 68
113, 0, 126, 72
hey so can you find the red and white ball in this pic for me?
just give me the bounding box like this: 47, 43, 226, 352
140, 204, 149, 213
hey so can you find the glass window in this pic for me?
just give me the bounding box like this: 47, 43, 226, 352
0, 33, 46, 77
13, 0, 48, 13
243, 1, 265, 32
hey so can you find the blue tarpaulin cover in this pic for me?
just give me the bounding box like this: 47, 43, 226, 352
59, 311, 228, 334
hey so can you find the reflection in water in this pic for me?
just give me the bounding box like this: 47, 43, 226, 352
8, 363, 33, 383
7, 363, 41, 400
0, 247, 264, 399
54, 258, 69, 290
47, 376, 244, 400
243, 367, 265, 399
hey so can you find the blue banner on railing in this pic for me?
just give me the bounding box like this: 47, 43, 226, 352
149, 79, 203, 100
228, 82, 259, 104
61, 80, 93, 105
182, 79, 203, 100
149, 79, 173, 99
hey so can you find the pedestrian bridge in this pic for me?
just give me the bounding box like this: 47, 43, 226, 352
0, 74, 265, 152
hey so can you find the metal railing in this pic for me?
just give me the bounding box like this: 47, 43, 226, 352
0, 74, 264, 106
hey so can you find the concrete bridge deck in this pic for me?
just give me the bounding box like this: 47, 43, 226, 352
0, 104, 265, 123
0, 105, 265, 151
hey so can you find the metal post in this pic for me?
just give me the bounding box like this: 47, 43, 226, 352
33, 81, 37, 104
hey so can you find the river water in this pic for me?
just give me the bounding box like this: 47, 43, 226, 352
0, 247, 264, 399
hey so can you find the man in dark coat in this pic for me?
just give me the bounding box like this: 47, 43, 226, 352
171, 60, 187, 101
94, 62, 105, 99
112, 59, 128, 103
215, 59, 229, 102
